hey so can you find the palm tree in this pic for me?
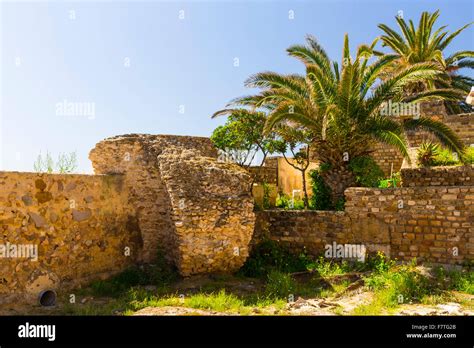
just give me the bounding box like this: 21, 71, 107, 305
378, 10, 473, 113
222, 34, 465, 204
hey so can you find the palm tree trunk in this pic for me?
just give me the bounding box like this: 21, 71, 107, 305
320, 163, 356, 206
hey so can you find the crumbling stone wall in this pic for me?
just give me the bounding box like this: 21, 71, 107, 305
89, 134, 255, 276
254, 186, 474, 266
0, 172, 141, 305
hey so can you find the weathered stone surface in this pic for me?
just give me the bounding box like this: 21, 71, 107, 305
0, 171, 141, 305
89, 134, 255, 276
401, 165, 474, 187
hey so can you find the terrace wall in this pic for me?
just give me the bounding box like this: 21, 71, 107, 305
371, 112, 474, 176
254, 186, 474, 266
401, 166, 474, 187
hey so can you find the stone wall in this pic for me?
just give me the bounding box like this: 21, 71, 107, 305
371, 112, 474, 175
248, 166, 278, 185
442, 113, 474, 146
89, 134, 255, 276
254, 186, 474, 266
1, 134, 257, 306
401, 166, 474, 187
371, 142, 405, 177
0, 172, 141, 305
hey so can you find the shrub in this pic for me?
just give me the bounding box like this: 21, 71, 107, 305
309, 169, 332, 210
89, 249, 178, 297
434, 267, 474, 295
462, 146, 474, 164
417, 141, 440, 167
378, 172, 401, 188
348, 156, 384, 188
239, 239, 310, 278
262, 182, 273, 209
334, 197, 345, 211
275, 193, 305, 210
364, 261, 436, 307
416, 142, 474, 167
434, 148, 459, 166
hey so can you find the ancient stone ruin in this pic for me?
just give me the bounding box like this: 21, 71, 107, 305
89, 134, 256, 276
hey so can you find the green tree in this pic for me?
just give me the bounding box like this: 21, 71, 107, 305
378, 10, 473, 113
210, 108, 281, 191
225, 34, 465, 204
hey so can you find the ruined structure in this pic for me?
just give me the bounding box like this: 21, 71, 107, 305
0, 134, 255, 306
89, 134, 255, 276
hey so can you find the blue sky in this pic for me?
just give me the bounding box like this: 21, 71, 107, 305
1, 0, 473, 173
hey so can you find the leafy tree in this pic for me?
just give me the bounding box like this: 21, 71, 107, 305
210, 109, 281, 190
226, 34, 465, 204
377, 10, 474, 113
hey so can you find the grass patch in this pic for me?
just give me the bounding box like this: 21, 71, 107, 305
87, 249, 178, 297
59, 242, 473, 316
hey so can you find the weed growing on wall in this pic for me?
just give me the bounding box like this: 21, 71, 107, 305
33, 151, 78, 174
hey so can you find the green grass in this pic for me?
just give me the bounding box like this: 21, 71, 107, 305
58, 244, 473, 316
352, 262, 474, 315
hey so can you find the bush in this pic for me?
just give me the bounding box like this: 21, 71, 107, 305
378, 172, 401, 188
417, 141, 440, 167
434, 267, 474, 295
262, 182, 273, 209
34, 151, 78, 174
89, 249, 178, 297
434, 148, 459, 166
364, 264, 435, 307
348, 156, 384, 188
309, 169, 332, 210
416, 141, 474, 167
239, 240, 310, 278
275, 193, 305, 210
462, 146, 474, 165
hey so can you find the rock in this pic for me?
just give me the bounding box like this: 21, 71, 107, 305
35, 179, 47, 191
66, 182, 77, 191
49, 212, 58, 223
21, 195, 33, 206
28, 212, 46, 228
72, 209, 92, 222
35, 191, 53, 204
